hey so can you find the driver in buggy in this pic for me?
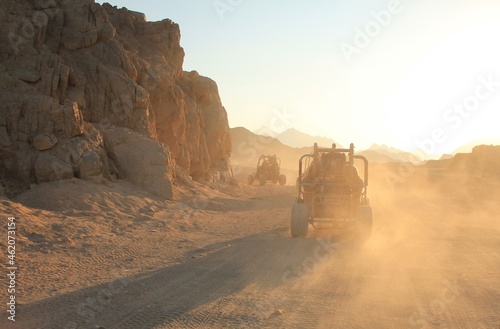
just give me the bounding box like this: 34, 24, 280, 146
268, 155, 279, 173
305, 152, 364, 203
260, 158, 270, 173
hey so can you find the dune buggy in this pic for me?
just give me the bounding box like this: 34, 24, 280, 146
290, 143, 372, 240
247, 154, 287, 186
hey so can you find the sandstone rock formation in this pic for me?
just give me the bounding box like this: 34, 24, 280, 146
0, 0, 232, 198
449, 145, 500, 175
100, 125, 175, 199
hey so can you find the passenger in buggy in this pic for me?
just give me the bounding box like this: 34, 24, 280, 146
304, 152, 364, 203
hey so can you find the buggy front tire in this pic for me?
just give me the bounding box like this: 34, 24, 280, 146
247, 175, 254, 185
279, 174, 287, 186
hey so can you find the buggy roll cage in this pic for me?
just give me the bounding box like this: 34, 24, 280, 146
257, 154, 281, 168
297, 143, 369, 197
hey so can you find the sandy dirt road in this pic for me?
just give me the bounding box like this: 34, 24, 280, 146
3, 167, 500, 329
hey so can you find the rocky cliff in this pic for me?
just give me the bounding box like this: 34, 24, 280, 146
0, 0, 232, 198
448, 145, 500, 175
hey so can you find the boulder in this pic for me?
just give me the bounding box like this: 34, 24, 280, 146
34, 152, 73, 183
52, 101, 84, 138
101, 125, 174, 199
77, 149, 104, 179
33, 134, 58, 151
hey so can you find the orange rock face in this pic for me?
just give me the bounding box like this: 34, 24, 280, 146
0, 0, 232, 197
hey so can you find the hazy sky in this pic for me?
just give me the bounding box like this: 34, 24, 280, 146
96, 0, 500, 156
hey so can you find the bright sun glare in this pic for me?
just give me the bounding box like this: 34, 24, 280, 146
385, 20, 500, 156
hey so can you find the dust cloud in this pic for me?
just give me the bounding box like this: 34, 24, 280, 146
270, 161, 500, 328
2, 151, 499, 328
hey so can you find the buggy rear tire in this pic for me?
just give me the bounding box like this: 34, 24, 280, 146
247, 175, 254, 185
279, 174, 287, 186
291, 203, 308, 237
356, 206, 373, 242
259, 174, 267, 186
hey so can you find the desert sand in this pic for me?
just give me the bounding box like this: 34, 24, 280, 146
1, 163, 499, 328
0, 1, 499, 328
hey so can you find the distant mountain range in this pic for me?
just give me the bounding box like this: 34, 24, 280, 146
452, 139, 500, 154
231, 127, 500, 181
426, 145, 500, 175
358, 144, 423, 163
230, 127, 424, 167
274, 128, 342, 149
230, 127, 310, 170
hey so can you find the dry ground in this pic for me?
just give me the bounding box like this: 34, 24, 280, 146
0, 165, 499, 328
